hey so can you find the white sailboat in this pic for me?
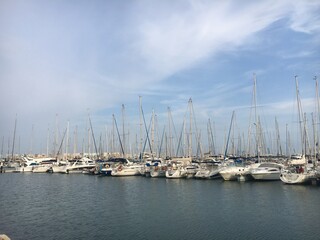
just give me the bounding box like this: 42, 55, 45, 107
280, 77, 315, 184
165, 165, 187, 178
165, 158, 190, 179
219, 163, 250, 181
194, 163, 223, 179
111, 162, 142, 176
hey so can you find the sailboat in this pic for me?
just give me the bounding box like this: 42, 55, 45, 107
280, 76, 316, 184
247, 77, 283, 181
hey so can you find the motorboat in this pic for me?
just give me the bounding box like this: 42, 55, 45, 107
14, 158, 39, 172
250, 162, 283, 180
65, 157, 96, 174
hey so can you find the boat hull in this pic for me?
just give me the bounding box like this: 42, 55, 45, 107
165, 169, 187, 179
280, 172, 313, 184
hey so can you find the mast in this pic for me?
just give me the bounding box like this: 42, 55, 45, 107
189, 98, 192, 158
295, 76, 304, 155
11, 115, 17, 162
275, 117, 282, 156
207, 118, 215, 156
224, 111, 235, 162
89, 116, 99, 159
74, 125, 78, 158
314, 76, 319, 166
139, 96, 143, 157
167, 107, 173, 158
151, 109, 155, 158
1, 136, 4, 159
122, 104, 126, 157
113, 114, 125, 157
65, 121, 69, 160
54, 113, 58, 157
253, 74, 261, 162
30, 124, 34, 156
46, 125, 50, 157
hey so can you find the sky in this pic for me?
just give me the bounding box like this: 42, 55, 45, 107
1, 0, 320, 157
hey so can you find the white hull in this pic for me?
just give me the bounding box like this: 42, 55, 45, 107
194, 168, 221, 179
194, 170, 210, 179
52, 165, 68, 173
32, 166, 51, 173
220, 166, 248, 181
251, 171, 280, 180
250, 163, 283, 181
280, 172, 314, 184
150, 169, 166, 178
111, 166, 141, 176
166, 169, 187, 179
65, 158, 96, 174
14, 166, 34, 172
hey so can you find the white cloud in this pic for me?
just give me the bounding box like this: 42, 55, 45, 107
1, 0, 319, 153
289, 1, 320, 34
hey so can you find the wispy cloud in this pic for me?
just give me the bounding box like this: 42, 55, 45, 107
1, 0, 319, 153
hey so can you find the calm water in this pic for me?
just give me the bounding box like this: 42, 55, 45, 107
0, 174, 319, 240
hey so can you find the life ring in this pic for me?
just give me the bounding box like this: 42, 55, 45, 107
118, 165, 123, 171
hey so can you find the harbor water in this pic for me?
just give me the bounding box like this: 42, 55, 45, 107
0, 174, 319, 240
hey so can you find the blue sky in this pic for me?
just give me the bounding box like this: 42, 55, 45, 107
1, 0, 319, 156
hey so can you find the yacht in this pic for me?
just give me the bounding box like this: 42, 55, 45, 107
280, 165, 316, 184
194, 165, 222, 179
250, 162, 283, 181
185, 163, 199, 178
150, 165, 167, 178
111, 158, 142, 176
219, 159, 251, 181
100, 158, 128, 176
14, 159, 39, 172
280, 155, 316, 184
65, 157, 96, 174
165, 162, 187, 179
143, 158, 163, 177
111, 164, 142, 176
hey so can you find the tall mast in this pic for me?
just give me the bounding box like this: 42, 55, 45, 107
46, 125, 50, 157
295, 76, 304, 155
315, 76, 319, 166
65, 121, 69, 160
122, 104, 126, 157
74, 125, 78, 158
224, 111, 235, 161
1, 136, 4, 159
167, 107, 172, 158
189, 98, 192, 158
253, 74, 261, 162
275, 117, 282, 156
30, 124, 34, 156
139, 96, 143, 157
11, 115, 17, 162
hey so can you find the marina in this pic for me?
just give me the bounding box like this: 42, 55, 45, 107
2, 1, 320, 239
